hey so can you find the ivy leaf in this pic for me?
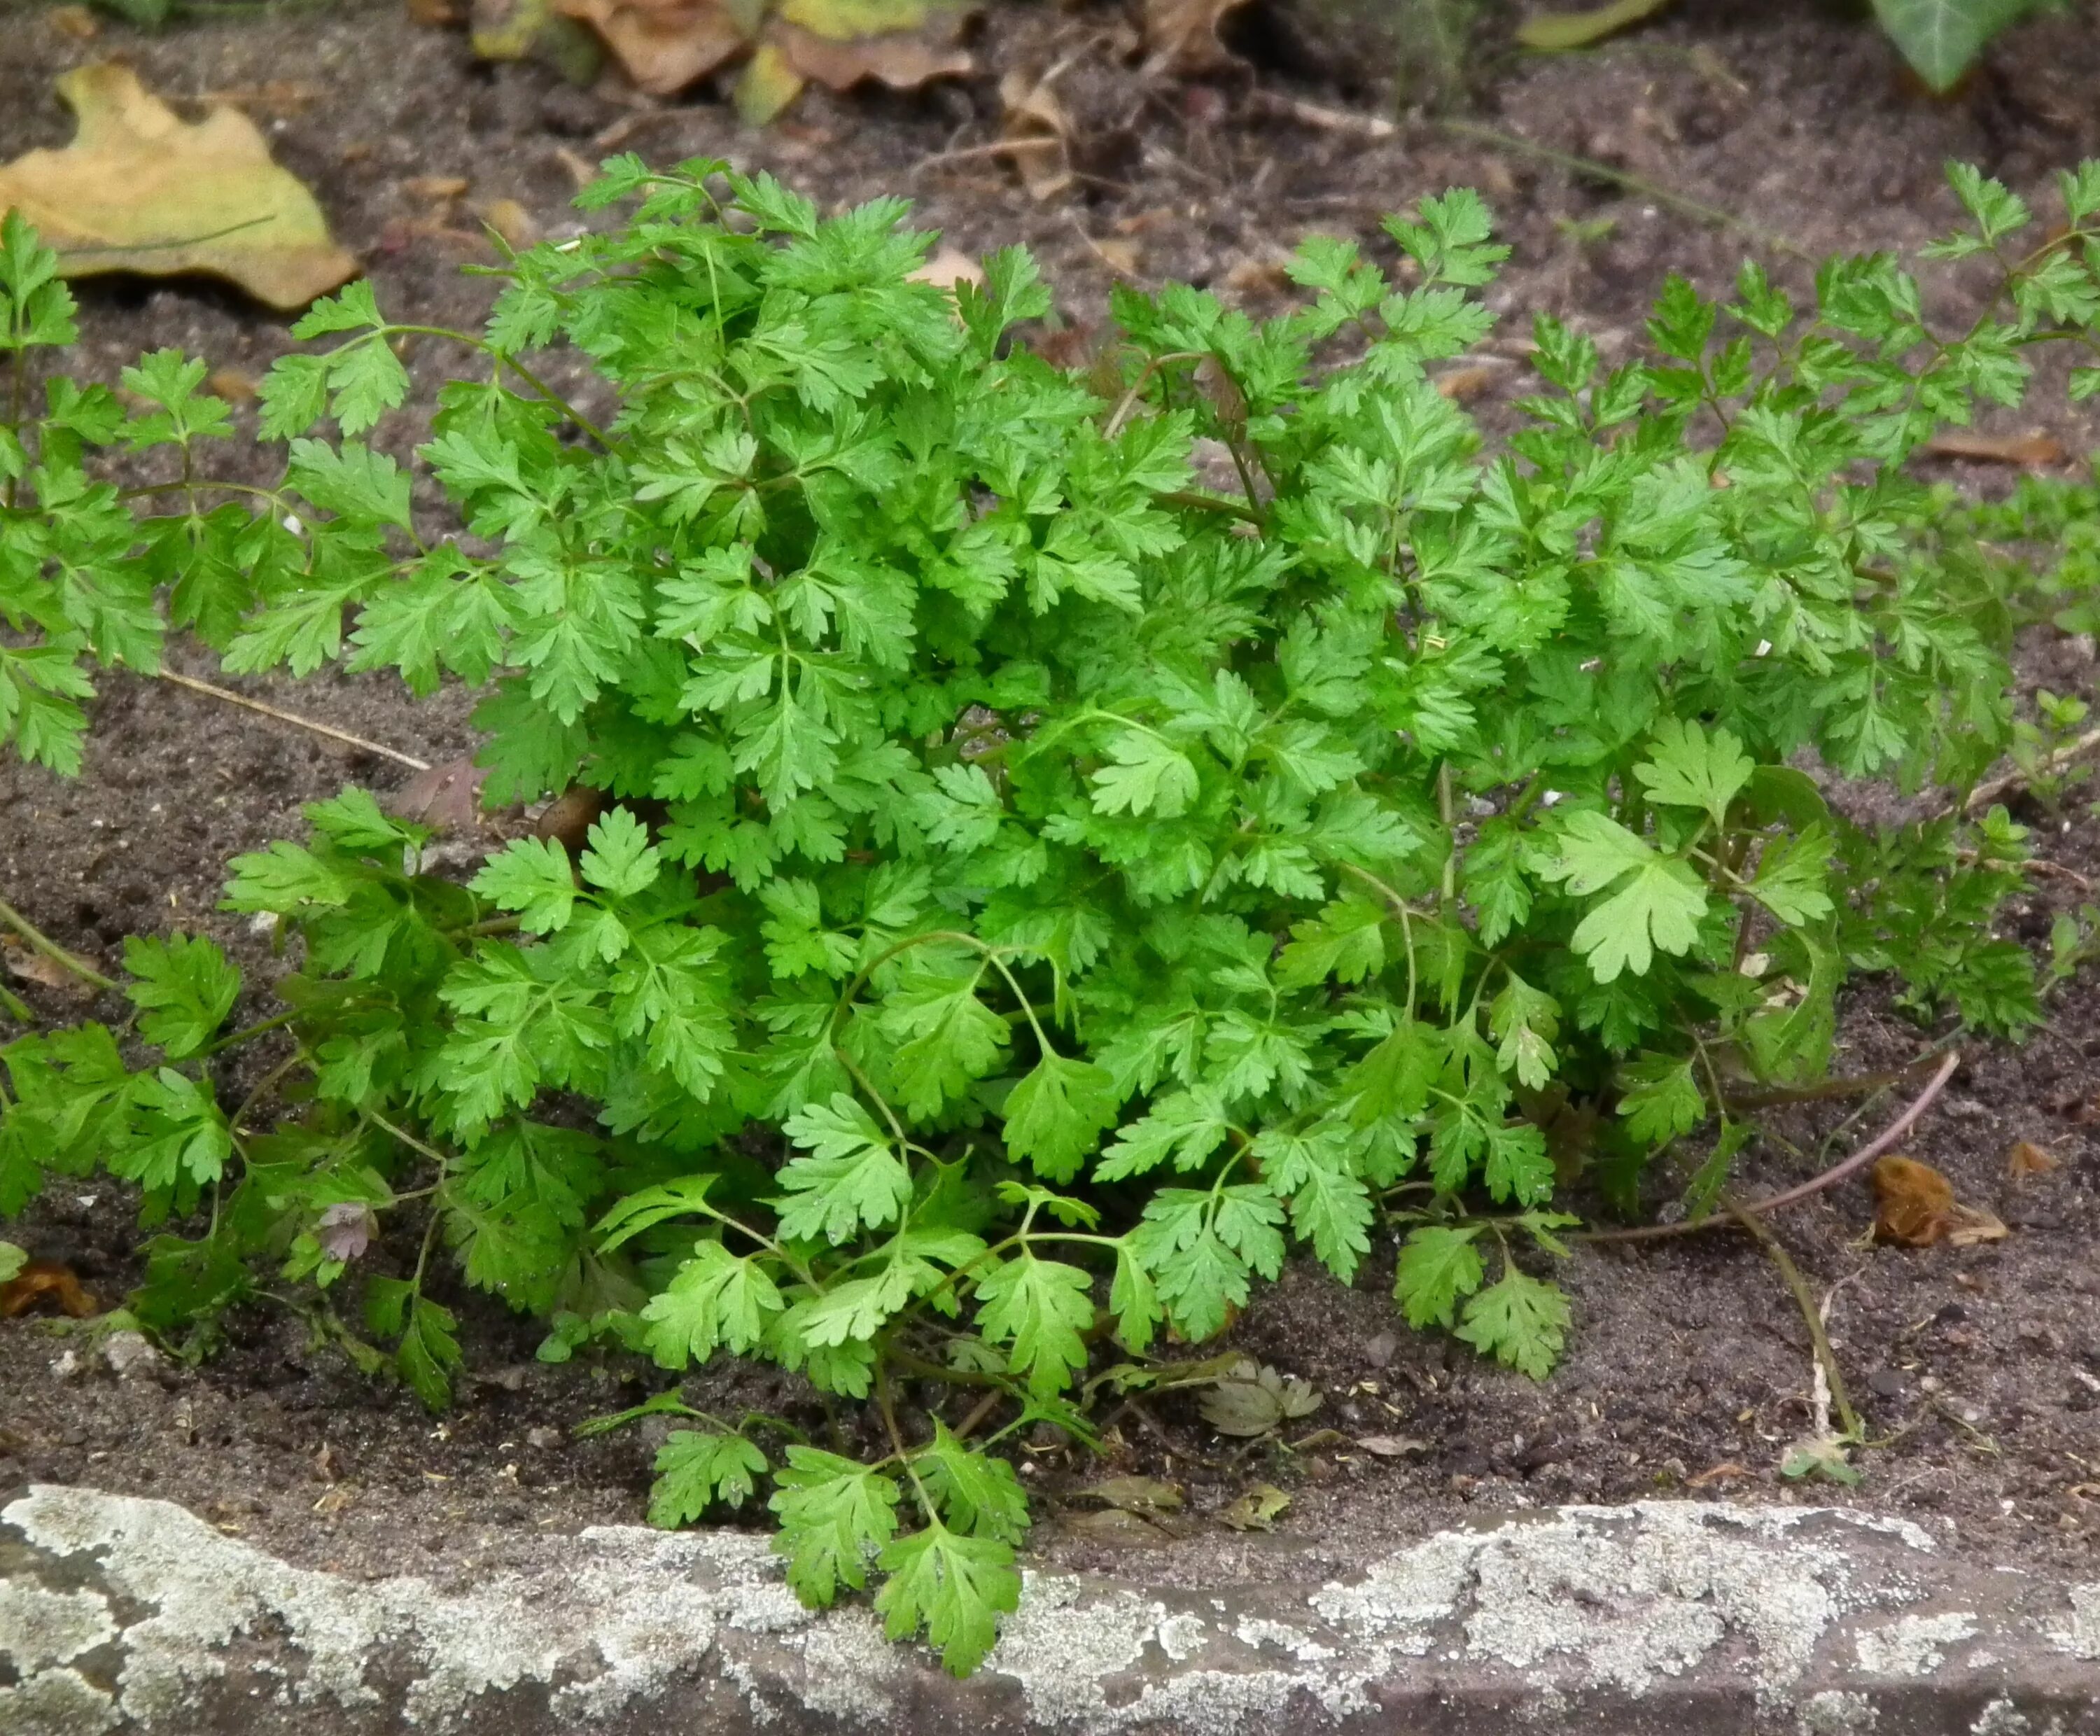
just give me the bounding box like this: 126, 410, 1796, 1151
874, 1523, 1020, 1677
650, 1429, 770, 1526
1002, 1053, 1121, 1183
1539, 811, 1709, 982
122, 933, 239, 1059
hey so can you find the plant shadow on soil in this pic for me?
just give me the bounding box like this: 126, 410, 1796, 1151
1, 0, 2097, 1593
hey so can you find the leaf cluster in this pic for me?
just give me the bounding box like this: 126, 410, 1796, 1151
4, 158, 2096, 1671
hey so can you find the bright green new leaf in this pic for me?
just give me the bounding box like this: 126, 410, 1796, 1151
650, 1429, 770, 1526
1540, 810, 1709, 981
1002, 1053, 1121, 1183
874, 1523, 1021, 1677
123, 933, 239, 1059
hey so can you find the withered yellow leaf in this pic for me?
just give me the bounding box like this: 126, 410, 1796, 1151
1871, 1154, 2008, 1248
0, 64, 357, 312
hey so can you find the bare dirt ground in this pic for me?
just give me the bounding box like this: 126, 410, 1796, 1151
3, 0, 2099, 1594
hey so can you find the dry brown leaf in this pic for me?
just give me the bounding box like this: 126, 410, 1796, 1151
0, 64, 357, 312
1, 1259, 99, 1319
1922, 430, 2067, 468
391, 755, 500, 836
1077, 1475, 1184, 1514
207, 366, 260, 403
1872, 1154, 2009, 1248
773, 18, 973, 92
909, 246, 985, 292
1219, 1483, 1290, 1531
1434, 363, 1501, 401
2007, 1139, 2062, 1178
999, 68, 1074, 202
1687, 1460, 1751, 1488
1061, 1506, 1169, 1545
200, 80, 326, 118
1142, 0, 1254, 74
1354, 1434, 1429, 1458
475, 197, 542, 249
1222, 255, 1292, 295
405, 175, 473, 203
48, 5, 101, 39
408, 0, 463, 22
558, 0, 750, 93
2, 939, 93, 1000
534, 785, 608, 854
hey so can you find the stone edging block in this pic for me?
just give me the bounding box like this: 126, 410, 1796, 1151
4, 1484, 2096, 1733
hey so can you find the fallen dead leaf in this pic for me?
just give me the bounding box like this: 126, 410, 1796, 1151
1, 1259, 99, 1319
2, 938, 92, 1000
1434, 363, 1501, 401
206, 366, 260, 403
1687, 1460, 1751, 1488
475, 197, 541, 249
559, 0, 750, 95
409, 0, 463, 22
533, 784, 608, 854
1872, 1154, 2010, 1248
1142, 0, 1255, 76
0, 64, 358, 312
997, 67, 1074, 202
1062, 1506, 1170, 1545
909, 246, 985, 292
770, 10, 973, 97
312, 1485, 358, 1516
1077, 1475, 1184, 1514
200, 80, 326, 119
2007, 1140, 2062, 1179
1222, 255, 1292, 296
1922, 430, 2067, 468
390, 755, 501, 836
314, 1201, 378, 1264
1219, 1483, 1290, 1531
47, 4, 100, 39
405, 174, 473, 203
736, 39, 808, 124
1354, 1434, 1429, 1457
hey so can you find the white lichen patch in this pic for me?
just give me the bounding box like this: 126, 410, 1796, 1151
1853, 1611, 1977, 1677
2053, 1583, 2100, 1662
0, 1581, 119, 1672
1799, 1688, 1878, 1735
0, 1665, 121, 1736
0, 1486, 2062, 1736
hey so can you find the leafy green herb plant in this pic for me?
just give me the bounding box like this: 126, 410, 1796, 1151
5, 156, 2099, 1670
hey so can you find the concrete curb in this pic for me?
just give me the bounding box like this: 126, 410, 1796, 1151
2, 1484, 2096, 1735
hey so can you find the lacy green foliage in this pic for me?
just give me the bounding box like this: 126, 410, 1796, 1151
3, 158, 2096, 1670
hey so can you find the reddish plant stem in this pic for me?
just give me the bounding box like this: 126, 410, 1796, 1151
1580, 1049, 1961, 1246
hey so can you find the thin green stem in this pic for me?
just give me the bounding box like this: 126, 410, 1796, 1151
0, 896, 118, 993
1428, 118, 1809, 260
384, 326, 617, 451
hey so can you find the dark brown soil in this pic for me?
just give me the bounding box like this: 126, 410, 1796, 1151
4, 0, 2100, 1595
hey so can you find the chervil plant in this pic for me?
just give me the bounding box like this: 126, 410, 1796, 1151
4, 158, 2097, 1670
